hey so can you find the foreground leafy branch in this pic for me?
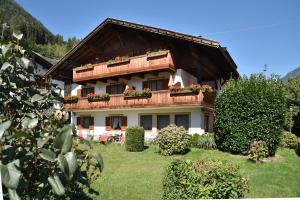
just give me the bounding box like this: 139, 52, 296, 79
0, 28, 103, 199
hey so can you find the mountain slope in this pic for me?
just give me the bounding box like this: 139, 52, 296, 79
0, 0, 80, 58
282, 67, 300, 82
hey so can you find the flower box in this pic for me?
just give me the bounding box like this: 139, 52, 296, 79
107, 56, 130, 66
87, 93, 110, 102
74, 64, 94, 73
123, 88, 152, 100
146, 50, 167, 59
64, 96, 78, 104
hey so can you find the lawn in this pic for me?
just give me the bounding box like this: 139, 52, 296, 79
89, 144, 300, 199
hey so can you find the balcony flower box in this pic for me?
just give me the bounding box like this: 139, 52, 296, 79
64, 96, 78, 104
123, 88, 152, 100
146, 49, 167, 59
74, 64, 94, 73
169, 84, 212, 96
87, 93, 110, 102
107, 56, 130, 66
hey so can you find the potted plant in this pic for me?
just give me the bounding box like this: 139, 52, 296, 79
106, 56, 130, 66
124, 88, 152, 99
146, 49, 168, 59
87, 93, 110, 102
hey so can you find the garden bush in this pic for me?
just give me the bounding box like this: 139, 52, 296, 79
125, 126, 145, 152
248, 140, 268, 163
296, 138, 300, 156
215, 74, 286, 156
192, 133, 217, 149
162, 159, 248, 199
279, 132, 298, 149
191, 133, 200, 147
154, 125, 191, 156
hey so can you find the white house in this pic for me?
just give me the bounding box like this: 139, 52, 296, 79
44, 18, 239, 140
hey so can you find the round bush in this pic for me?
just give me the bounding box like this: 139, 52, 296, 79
125, 126, 145, 152
215, 75, 286, 156
155, 125, 191, 156
248, 140, 268, 163
162, 159, 248, 200
279, 132, 298, 149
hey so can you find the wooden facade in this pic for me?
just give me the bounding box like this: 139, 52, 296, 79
64, 90, 215, 111
73, 50, 174, 82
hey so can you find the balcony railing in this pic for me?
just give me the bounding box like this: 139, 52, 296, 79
73, 50, 175, 82
64, 90, 215, 111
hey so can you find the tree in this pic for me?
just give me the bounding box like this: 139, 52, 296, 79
284, 76, 300, 135
215, 74, 286, 156
0, 28, 103, 199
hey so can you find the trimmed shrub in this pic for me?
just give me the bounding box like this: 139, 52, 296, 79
279, 132, 298, 149
193, 133, 217, 149
215, 74, 286, 156
248, 140, 268, 163
154, 125, 191, 156
162, 159, 248, 200
295, 138, 300, 156
125, 126, 145, 152
191, 133, 201, 147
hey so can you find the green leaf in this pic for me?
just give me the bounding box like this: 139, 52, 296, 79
1, 62, 13, 71
31, 94, 43, 103
0, 120, 12, 139
1, 44, 11, 55
58, 152, 78, 180
93, 153, 104, 172
54, 126, 73, 153
8, 189, 21, 200
20, 57, 30, 68
26, 113, 36, 119
37, 137, 49, 148
39, 148, 56, 162
12, 32, 23, 40
48, 176, 65, 196
21, 117, 38, 129
0, 162, 21, 189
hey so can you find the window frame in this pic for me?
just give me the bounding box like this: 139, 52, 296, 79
175, 114, 190, 130
140, 115, 152, 130
157, 115, 170, 130
106, 83, 126, 95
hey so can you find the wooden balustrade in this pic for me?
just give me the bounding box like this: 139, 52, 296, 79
64, 90, 215, 111
73, 50, 175, 82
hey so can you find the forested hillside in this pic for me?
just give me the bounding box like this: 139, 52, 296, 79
282, 66, 300, 82
0, 0, 80, 58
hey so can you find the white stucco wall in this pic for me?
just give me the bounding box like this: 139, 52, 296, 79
172, 69, 198, 87
73, 107, 205, 140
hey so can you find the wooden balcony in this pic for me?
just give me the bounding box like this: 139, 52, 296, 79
64, 90, 215, 111
73, 50, 175, 82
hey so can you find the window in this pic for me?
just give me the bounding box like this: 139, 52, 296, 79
157, 115, 170, 129
175, 114, 189, 130
143, 79, 169, 91
77, 116, 94, 129
64, 83, 71, 97
204, 115, 209, 132
81, 87, 94, 97
106, 84, 125, 95
140, 115, 152, 130
105, 116, 127, 131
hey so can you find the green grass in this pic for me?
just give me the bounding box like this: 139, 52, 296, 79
89, 144, 300, 199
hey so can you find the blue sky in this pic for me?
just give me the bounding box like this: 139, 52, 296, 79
16, 0, 300, 77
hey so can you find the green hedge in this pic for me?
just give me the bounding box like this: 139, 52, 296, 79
215, 75, 286, 156
162, 159, 248, 199
125, 126, 145, 152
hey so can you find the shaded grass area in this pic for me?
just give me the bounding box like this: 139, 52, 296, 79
89, 144, 300, 199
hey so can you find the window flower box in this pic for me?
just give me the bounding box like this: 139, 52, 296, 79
123, 88, 152, 100
87, 93, 110, 102
169, 84, 213, 97
146, 49, 168, 59
106, 56, 130, 66
64, 96, 78, 104
74, 64, 94, 73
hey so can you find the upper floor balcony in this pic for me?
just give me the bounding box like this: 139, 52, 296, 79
64, 89, 215, 111
73, 50, 175, 82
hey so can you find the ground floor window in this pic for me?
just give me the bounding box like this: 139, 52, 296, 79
175, 114, 189, 130
157, 115, 170, 130
105, 116, 127, 130
140, 115, 152, 130
77, 116, 94, 129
